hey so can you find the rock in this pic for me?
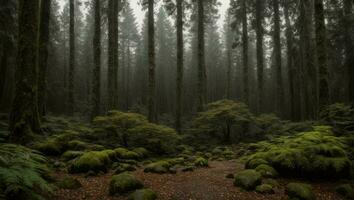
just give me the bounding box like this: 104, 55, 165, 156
56, 177, 82, 190
255, 164, 278, 178
128, 189, 157, 200
109, 173, 143, 195
336, 184, 354, 199
255, 184, 274, 194
245, 158, 268, 169
234, 169, 262, 190
68, 151, 111, 173
144, 161, 171, 174
194, 157, 208, 167
286, 183, 316, 200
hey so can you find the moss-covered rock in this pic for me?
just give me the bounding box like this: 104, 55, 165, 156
109, 173, 143, 195
67, 140, 88, 150
194, 157, 208, 167
69, 151, 111, 173
336, 184, 354, 199
35, 139, 63, 156
144, 161, 171, 174
132, 148, 150, 158
114, 148, 140, 160
234, 169, 262, 190
114, 163, 137, 174
255, 164, 278, 178
245, 158, 269, 169
128, 189, 157, 200
55, 177, 82, 190
286, 183, 316, 200
262, 178, 280, 188
255, 184, 274, 194
61, 151, 84, 161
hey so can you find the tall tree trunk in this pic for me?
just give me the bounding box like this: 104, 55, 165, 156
273, 0, 284, 117
241, 0, 249, 105
284, 1, 298, 120
344, 0, 354, 103
176, 0, 183, 133
68, 0, 75, 115
226, 13, 232, 100
314, 0, 329, 108
10, 0, 41, 143
148, 0, 156, 122
91, 0, 101, 119
197, 0, 206, 112
38, 0, 51, 117
300, 0, 318, 119
126, 43, 131, 110
256, 0, 264, 113
0, 41, 8, 100
108, 0, 118, 110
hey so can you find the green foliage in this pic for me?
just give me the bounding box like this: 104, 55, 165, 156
61, 151, 84, 161
144, 161, 172, 174
336, 184, 354, 199
255, 164, 278, 178
34, 131, 80, 156
132, 147, 150, 158
194, 157, 208, 167
0, 144, 52, 200
255, 184, 274, 194
234, 169, 262, 190
245, 158, 269, 169
68, 151, 111, 173
128, 189, 157, 200
114, 148, 140, 160
109, 173, 143, 195
55, 177, 82, 190
320, 103, 354, 134
286, 183, 315, 200
191, 100, 253, 142
244, 126, 351, 178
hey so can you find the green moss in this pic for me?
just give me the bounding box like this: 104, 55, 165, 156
55, 177, 82, 190
255, 184, 274, 194
194, 157, 208, 167
262, 178, 280, 188
336, 184, 354, 199
234, 169, 262, 190
286, 183, 316, 200
245, 158, 269, 169
132, 147, 150, 158
144, 161, 171, 174
67, 140, 88, 150
255, 164, 278, 178
128, 189, 157, 200
61, 150, 84, 161
114, 148, 140, 160
109, 173, 143, 195
35, 139, 63, 156
68, 151, 111, 173
114, 163, 136, 174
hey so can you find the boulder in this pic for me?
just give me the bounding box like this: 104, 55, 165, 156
128, 189, 157, 200
109, 173, 143, 195
234, 169, 262, 190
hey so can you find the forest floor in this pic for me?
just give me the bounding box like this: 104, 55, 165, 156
53, 160, 345, 200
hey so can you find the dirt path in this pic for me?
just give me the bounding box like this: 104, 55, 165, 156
54, 161, 345, 200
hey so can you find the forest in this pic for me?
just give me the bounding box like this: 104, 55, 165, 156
0, 0, 353, 199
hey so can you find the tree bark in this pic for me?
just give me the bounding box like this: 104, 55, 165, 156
197, 0, 206, 112
10, 0, 41, 143
176, 0, 183, 133
92, 0, 101, 119
148, 0, 156, 122
0, 41, 8, 101
241, 0, 249, 105
344, 0, 354, 103
314, 0, 329, 108
256, 0, 264, 113
68, 0, 75, 115
38, 0, 51, 117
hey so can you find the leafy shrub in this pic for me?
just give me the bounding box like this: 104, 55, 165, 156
191, 100, 254, 142
244, 126, 351, 178
194, 157, 208, 167
34, 131, 80, 156
320, 103, 354, 134
0, 144, 52, 200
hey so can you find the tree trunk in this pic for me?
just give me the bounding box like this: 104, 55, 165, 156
344, 0, 354, 103
38, 0, 51, 117
108, 0, 119, 110
10, 0, 41, 143
273, 0, 284, 117
226, 13, 232, 100
126, 43, 131, 110
256, 0, 264, 113
241, 0, 249, 105
314, 0, 329, 108
197, 0, 206, 112
148, 0, 156, 122
92, 0, 101, 119
176, 0, 183, 133
0, 41, 8, 101
68, 0, 75, 115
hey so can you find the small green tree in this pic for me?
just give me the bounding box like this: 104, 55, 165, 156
192, 100, 254, 142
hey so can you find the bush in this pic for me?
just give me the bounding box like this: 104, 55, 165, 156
0, 144, 52, 200
286, 183, 315, 200
191, 100, 254, 142
34, 131, 80, 156
244, 126, 351, 178
194, 157, 208, 167
109, 173, 143, 195
234, 169, 262, 190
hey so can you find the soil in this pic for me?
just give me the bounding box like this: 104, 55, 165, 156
53, 161, 346, 200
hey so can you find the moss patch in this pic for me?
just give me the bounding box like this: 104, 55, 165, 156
255, 164, 278, 178
144, 161, 171, 174
194, 157, 208, 167
128, 189, 157, 200
255, 184, 274, 194
69, 151, 111, 173
234, 169, 262, 190
109, 173, 143, 195
336, 184, 354, 199
286, 183, 316, 200
55, 177, 82, 190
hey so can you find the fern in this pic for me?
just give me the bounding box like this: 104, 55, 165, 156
0, 144, 52, 200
